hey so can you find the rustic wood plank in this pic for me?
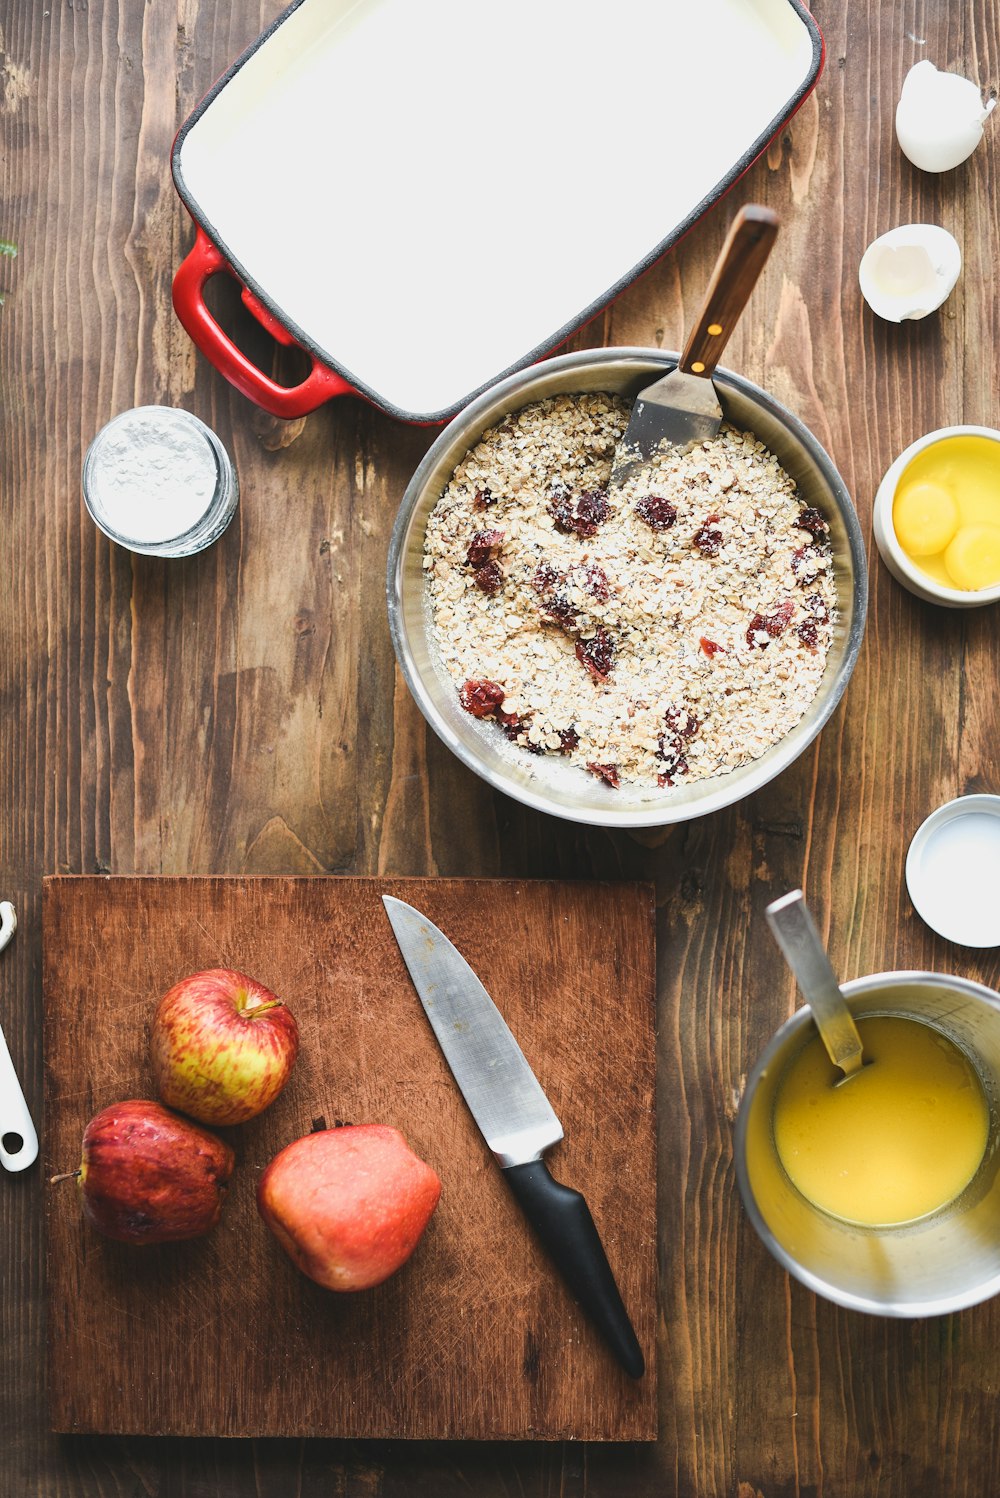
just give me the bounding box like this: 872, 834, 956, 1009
4, 0, 1000, 1492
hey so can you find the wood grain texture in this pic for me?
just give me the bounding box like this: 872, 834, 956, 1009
43, 876, 657, 1441
3, 0, 1000, 1492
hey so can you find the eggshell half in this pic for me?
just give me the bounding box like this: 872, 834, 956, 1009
896, 59, 996, 173
859, 224, 962, 322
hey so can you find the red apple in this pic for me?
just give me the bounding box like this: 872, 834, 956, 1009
151, 968, 299, 1126
257, 1125, 441, 1291
68, 1100, 235, 1244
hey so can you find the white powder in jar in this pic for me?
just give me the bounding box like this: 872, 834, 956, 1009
83, 407, 234, 552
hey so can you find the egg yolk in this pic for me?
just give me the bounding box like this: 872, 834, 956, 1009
893, 481, 959, 555
891, 436, 1000, 592
944, 524, 1000, 590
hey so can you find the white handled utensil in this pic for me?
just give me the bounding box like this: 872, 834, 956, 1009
0, 902, 39, 1172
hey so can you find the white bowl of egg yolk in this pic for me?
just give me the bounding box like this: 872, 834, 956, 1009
873, 426, 1000, 607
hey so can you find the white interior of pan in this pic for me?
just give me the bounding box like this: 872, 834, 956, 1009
177, 0, 816, 416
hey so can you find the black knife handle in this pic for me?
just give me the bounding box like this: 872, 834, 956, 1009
504, 1159, 645, 1379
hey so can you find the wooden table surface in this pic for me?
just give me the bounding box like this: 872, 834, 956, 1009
3, 2, 999, 1493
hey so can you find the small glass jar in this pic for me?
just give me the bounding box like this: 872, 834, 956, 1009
82, 406, 239, 557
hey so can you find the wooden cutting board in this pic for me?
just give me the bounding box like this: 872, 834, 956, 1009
43, 876, 657, 1441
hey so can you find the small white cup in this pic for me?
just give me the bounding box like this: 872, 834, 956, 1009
872, 424, 1000, 608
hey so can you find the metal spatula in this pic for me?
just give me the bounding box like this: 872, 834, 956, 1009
612, 204, 779, 483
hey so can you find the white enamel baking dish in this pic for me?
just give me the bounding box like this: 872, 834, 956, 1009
172, 0, 823, 422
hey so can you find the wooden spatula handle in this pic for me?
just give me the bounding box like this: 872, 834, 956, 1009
678, 204, 779, 377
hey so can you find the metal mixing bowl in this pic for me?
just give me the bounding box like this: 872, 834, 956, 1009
735, 971, 1000, 1317
387, 348, 867, 828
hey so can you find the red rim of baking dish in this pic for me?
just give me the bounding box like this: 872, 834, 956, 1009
171, 0, 825, 425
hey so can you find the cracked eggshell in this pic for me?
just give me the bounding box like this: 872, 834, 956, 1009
858, 225, 962, 323
896, 60, 996, 173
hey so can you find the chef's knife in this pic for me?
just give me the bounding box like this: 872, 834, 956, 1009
382, 895, 644, 1379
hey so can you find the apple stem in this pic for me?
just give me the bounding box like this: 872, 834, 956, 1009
243, 1000, 283, 1019
49, 1170, 81, 1186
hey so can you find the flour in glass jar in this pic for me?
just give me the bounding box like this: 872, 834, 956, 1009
82, 406, 238, 555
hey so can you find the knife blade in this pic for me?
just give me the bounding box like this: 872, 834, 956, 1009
382, 894, 645, 1379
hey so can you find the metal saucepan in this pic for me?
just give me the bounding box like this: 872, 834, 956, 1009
735, 971, 1000, 1317
387, 348, 867, 829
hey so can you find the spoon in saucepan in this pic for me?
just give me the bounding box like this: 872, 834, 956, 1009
0, 901, 39, 1171
766, 889, 865, 1084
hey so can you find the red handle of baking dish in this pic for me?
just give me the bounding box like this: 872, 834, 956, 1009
172, 227, 353, 418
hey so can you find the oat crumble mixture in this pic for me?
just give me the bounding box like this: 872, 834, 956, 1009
423, 393, 838, 792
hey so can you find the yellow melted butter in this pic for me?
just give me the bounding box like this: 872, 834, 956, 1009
892, 436, 1000, 590
773, 1015, 990, 1227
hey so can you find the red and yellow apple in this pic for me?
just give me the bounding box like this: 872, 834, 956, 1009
151, 967, 299, 1126
257, 1124, 441, 1291
67, 1099, 235, 1244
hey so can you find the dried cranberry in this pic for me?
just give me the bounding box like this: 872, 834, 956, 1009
657, 698, 695, 778
797, 619, 819, 650
473, 561, 503, 596
575, 628, 615, 681
635, 495, 678, 532
549, 487, 610, 538
699, 636, 725, 658
765, 600, 795, 635
543, 595, 577, 628
577, 490, 610, 530
532, 562, 560, 593
580, 564, 610, 601
805, 593, 830, 622
466, 529, 504, 568
531, 563, 576, 629
557, 726, 580, 755
535, 559, 611, 627
657, 736, 689, 780
746, 599, 795, 648
473, 486, 496, 510
459, 680, 505, 718
797, 506, 830, 538
746, 615, 769, 648
587, 762, 620, 789
692, 522, 724, 557
498, 711, 544, 754
791, 545, 821, 586
664, 704, 700, 740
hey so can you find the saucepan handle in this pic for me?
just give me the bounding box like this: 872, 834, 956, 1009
172, 226, 354, 418
504, 1158, 645, 1378
0, 1026, 38, 1173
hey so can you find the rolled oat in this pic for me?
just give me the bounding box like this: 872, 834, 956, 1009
424, 393, 837, 791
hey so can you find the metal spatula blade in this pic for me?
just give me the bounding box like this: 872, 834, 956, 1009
612, 204, 779, 484
614, 372, 724, 476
